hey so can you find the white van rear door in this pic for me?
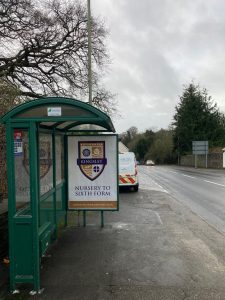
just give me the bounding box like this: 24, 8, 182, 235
119, 153, 136, 175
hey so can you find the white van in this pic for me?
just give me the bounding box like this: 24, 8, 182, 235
119, 152, 139, 192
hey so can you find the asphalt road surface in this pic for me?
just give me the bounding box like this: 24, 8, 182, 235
139, 165, 225, 233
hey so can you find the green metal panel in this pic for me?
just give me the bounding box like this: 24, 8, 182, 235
39, 229, 52, 256
64, 135, 69, 212
30, 122, 41, 291
3, 97, 117, 293
14, 219, 33, 276
39, 222, 52, 256
52, 130, 57, 238
0, 97, 115, 132
64, 135, 68, 227
6, 123, 16, 291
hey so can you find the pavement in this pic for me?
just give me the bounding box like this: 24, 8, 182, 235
0, 262, 8, 300
3, 185, 225, 299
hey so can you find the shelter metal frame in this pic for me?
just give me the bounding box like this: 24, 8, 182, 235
0, 97, 116, 293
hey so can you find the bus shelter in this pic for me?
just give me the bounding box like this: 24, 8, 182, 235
0, 97, 118, 293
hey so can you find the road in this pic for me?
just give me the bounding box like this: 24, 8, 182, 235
139, 165, 225, 233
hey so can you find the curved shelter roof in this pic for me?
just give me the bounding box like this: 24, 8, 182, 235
0, 97, 115, 132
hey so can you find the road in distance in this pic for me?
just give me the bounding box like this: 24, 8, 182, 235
138, 165, 225, 233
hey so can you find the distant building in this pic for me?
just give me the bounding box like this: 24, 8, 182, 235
119, 141, 129, 153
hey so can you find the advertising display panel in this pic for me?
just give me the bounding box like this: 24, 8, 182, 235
68, 135, 118, 210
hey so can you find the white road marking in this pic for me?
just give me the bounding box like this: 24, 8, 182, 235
168, 170, 195, 178
154, 182, 168, 193
169, 171, 225, 188
154, 211, 163, 225
204, 180, 225, 188
148, 209, 163, 225
182, 174, 196, 179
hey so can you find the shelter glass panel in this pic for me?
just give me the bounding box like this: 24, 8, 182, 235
55, 135, 64, 185
40, 193, 54, 227
69, 124, 108, 131
40, 122, 57, 127
14, 129, 31, 215
57, 121, 77, 129
39, 133, 53, 196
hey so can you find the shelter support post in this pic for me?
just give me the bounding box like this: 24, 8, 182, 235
6, 123, 15, 292
52, 130, 57, 239
80, 211, 105, 228
83, 211, 86, 227
101, 211, 104, 228
30, 123, 41, 292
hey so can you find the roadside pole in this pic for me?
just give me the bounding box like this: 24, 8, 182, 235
87, 1, 106, 226
87, 0, 92, 105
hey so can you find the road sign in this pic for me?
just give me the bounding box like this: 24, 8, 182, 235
192, 141, 208, 155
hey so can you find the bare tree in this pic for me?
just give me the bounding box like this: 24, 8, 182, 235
92, 87, 117, 116
0, 0, 116, 114
0, 78, 22, 200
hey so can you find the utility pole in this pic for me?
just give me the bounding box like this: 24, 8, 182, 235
87, 0, 92, 105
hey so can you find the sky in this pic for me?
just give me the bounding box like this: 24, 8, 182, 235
92, 0, 225, 134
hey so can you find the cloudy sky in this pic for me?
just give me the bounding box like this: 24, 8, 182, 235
92, 0, 225, 133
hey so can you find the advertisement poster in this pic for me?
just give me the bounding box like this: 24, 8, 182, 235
14, 130, 23, 156
68, 135, 118, 210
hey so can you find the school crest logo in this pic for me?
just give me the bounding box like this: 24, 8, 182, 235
23, 142, 52, 178
77, 141, 107, 181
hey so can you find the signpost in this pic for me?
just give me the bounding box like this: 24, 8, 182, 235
192, 141, 208, 168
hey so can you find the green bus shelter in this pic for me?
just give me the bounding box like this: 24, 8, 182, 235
0, 97, 116, 293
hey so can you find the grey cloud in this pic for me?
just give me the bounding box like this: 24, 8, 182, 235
93, 0, 225, 132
